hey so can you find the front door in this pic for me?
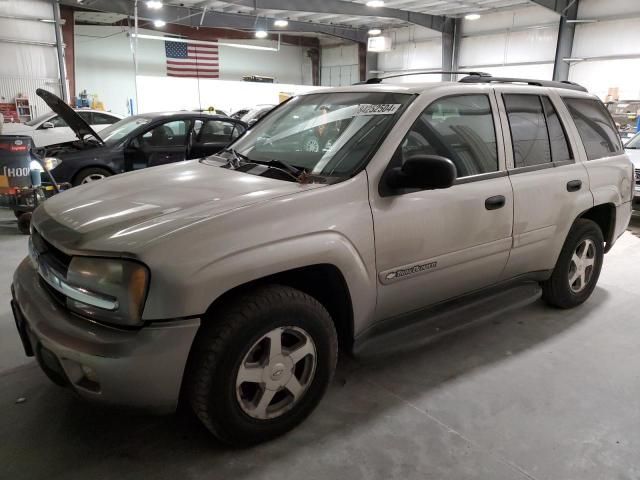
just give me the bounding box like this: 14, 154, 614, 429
125, 119, 191, 170
369, 93, 514, 321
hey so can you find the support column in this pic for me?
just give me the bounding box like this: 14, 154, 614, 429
52, 0, 69, 103
60, 5, 75, 100
552, 0, 579, 81
441, 18, 461, 81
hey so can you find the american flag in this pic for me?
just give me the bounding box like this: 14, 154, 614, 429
164, 40, 219, 78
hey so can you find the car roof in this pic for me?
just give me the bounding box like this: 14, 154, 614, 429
301, 81, 598, 99
133, 111, 230, 119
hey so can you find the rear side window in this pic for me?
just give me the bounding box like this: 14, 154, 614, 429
504, 94, 551, 168
564, 98, 623, 160
541, 97, 572, 163
400, 94, 498, 178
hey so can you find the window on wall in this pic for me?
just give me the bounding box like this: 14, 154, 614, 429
398, 94, 499, 178
563, 98, 623, 160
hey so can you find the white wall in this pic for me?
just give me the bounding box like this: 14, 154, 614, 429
74, 24, 314, 116
568, 0, 640, 100
458, 5, 558, 79
0, 0, 61, 118
377, 25, 442, 78
320, 44, 359, 86
136, 76, 319, 114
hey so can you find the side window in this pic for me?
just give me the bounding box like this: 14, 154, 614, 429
541, 97, 572, 163
563, 98, 623, 160
196, 120, 239, 143
503, 94, 551, 168
92, 113, 119, 125
46, 115, 67, 128
399, 95, 498, 178
77, 111, 92, 124
140, 120, 189, 147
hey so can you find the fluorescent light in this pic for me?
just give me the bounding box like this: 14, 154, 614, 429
153, 19, 166, 27
465, 13, 481, 20
274, 19, 289, 27
366, 0, 384, 7
563, 57, 585, 62
566, 19, 597, 23
39, 18, 56, 23
255, 30, 268, 38
130, 33, 279, 51
368, 28, 382, 35
146, 1, 162, 9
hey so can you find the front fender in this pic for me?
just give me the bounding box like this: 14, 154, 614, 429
142, 232, 377, 337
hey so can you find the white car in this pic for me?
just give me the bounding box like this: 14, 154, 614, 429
624, 132, 640, 210
2, 109, 122, 147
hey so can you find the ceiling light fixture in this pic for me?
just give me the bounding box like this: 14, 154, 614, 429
153, 19, 166, 27
368, 28, 382, 35
274, 19, 289, 27
39, 18, 56, 23
465, 13, 481, 20
146, 1, 163, 9
366, 1, 385, 7
255, 30, 268, 38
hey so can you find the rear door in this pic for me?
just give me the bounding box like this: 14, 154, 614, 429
189, 118, 246, 159
495, 87, 593, 279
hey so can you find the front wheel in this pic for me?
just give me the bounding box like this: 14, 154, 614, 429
186, 285, 338, 446
542, 219, 604, 309
73, 167, 112, 186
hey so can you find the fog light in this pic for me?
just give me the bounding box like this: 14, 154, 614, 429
81, 365, 98, 383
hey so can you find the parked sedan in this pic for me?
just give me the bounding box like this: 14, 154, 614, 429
624, 132, 640, 210
2, 108, 122, 147
36, 89, 247, 185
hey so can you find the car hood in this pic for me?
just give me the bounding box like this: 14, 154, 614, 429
36, 88, 104, 146
33, 160, 322, 254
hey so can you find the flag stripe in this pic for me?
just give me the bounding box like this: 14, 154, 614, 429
167, 67, 220, 73
167, 60, 219, 66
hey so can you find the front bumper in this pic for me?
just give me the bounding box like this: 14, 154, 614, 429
11, 258, 200, 412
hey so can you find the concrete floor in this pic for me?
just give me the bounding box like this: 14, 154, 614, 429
1, 211, 640, 480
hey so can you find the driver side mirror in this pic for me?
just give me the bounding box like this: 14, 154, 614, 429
385, 154, 457, 192
41, 121, 54, 129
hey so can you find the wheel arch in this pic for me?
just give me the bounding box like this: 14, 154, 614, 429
202, 264, 355, 353
578, 202, 616, 252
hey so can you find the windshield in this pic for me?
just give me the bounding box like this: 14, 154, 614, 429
25, 112, 53, 127
626, 133, 640, 149
99, 116, 151, 145
220, 92, 413, 179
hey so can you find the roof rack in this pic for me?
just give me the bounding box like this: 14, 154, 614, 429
359, 71, 491, 85
459, 73, 588, 92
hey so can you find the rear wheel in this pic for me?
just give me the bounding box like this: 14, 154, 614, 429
73, 167, 111, 186
186, 285, 338, 447
542, 219, 604, 309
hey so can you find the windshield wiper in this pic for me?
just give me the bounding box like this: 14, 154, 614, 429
252, 158, 303, 178
222, 147, 250, 167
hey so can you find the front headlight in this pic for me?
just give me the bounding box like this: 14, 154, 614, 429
44, 157, 62, 170
65, 257, 150, 327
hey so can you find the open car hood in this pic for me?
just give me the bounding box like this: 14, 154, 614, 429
36, 88, 104, 146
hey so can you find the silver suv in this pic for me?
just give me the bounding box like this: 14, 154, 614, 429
11, 75, 634, 446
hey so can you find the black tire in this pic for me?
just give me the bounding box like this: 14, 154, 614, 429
542, 219, 604, 309
186, 285, 338, 447
73, 167, 112, 186
14, 210, 26, 219
17, 212, 32, 235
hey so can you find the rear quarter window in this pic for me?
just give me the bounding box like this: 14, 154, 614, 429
563, 98, 623, 160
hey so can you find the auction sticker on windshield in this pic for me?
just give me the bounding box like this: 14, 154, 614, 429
356, 104, 402, 116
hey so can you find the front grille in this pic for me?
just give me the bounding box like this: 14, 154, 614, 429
32, 228, 71, 273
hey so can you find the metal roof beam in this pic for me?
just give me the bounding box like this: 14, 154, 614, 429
62, 0, 368, 42
529, 0, 575, 16
208, 0, 448, 31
